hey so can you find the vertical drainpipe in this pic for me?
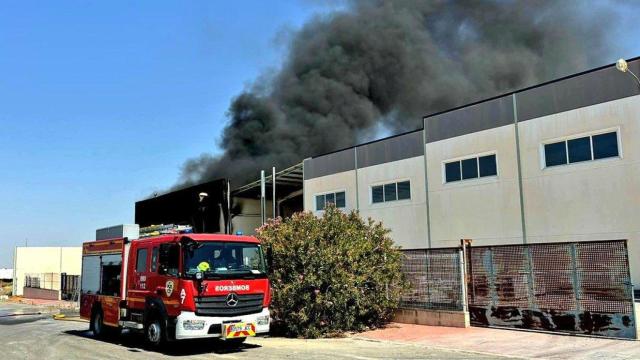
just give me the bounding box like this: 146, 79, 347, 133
354, 148, 360, 211
260, 170, 266, 225
272, 167, 277, 218
513, 93, 528, 244
422, 119, 432, 248
302, 159, 306, 210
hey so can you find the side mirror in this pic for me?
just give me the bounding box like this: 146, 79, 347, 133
195, 271, 205, 294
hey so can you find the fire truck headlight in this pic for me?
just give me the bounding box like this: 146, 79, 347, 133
256, 315, 269, 326
183, 319, 206, 330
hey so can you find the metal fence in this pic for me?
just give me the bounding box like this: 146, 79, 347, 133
25, 273, 59, 290
466, 240, 635, 339
61, 273, 80, 301
24, 273, 80, 300
400, 248, 464, 311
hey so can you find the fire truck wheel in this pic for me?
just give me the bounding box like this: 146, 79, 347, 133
90, 310, 105, 338
145, 317, 164, 347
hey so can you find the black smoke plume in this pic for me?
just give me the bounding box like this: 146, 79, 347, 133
178, 0, 629, 188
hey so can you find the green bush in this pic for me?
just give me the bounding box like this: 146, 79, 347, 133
257, 205, 406, 338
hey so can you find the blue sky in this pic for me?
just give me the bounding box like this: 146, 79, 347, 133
0, 1, 639, 268
0, 1, 340, 267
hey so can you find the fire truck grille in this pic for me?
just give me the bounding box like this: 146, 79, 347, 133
194, 293, 264, 317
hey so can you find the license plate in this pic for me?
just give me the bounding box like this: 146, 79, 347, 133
224, 323, 256, 338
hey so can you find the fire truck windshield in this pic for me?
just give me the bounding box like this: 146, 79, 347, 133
183, 241, 266, 279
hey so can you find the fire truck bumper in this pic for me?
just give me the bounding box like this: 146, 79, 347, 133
175, 307, 270, 340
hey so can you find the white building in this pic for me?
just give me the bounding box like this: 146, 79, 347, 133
302, 58, 640, 283
12, 247, 82, 299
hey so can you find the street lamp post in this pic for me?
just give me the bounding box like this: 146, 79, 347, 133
616, 58, 640, 88
198, 192, 208, 233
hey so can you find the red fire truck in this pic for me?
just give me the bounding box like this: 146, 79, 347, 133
79, 233, 271, 347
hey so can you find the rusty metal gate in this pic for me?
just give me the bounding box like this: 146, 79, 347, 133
400, 248, 464, 311
466, 240, 636, 339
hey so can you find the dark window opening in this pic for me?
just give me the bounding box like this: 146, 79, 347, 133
372, 186, 384, 203
445, 161, 461, 182
316, 191, 346, 210
445, 154, 498, 183
101, 264, 121, 296
384, 183, 397, 202
479, 155, 497, 177
544, 131, 619, 168
315, 195, 325, 211
150, 247, 158, 272
461, 158, 478, 180
135, 248, 148, 273
592, 132, 619, 160
397, 181, 411, 200
544, 142, 568, 167
372, 181, 411, 203
568, 137, 591, 163
159, 243, 180, 277
325, 193, 335, 205
335, 191, 346, 207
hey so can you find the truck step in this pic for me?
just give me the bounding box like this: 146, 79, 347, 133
120, 321, 143, 330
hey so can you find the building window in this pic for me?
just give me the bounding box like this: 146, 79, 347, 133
371, 181, 411, 203
445, 154, 497, 183
543, 130, 619, 168
315, 191, 346, 211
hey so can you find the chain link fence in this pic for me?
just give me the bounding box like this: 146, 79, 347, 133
400, 248, 464, 311
466, 240, 635, 339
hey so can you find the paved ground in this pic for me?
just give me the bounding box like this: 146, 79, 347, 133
0, 302, 505, 360
4, 301, 640, 359
360, 323, 640, 360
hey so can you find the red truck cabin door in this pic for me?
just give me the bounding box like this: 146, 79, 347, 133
148, 243, 182, 316
128, 244, 151, 309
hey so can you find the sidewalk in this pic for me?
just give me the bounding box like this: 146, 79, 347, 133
3, 297, 79, 315
358, 323, 640, 360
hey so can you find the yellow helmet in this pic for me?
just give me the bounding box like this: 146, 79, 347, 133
197, 261, 210, 272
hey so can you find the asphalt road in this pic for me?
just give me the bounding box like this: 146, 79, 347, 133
0, 303, 509, 360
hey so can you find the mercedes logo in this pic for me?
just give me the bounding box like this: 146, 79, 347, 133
226, 293, 239, 307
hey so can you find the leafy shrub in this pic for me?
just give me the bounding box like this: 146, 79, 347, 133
257, 205, 406, 338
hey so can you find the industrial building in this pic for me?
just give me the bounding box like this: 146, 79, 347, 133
132, 57, 640, 286
302, 57, 640, 284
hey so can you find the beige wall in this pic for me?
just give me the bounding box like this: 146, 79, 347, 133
426, 124, 523, 248
303, 158, 428, 250
13, 247, 82, 297
518, 95, 640, 281
231, 197, 273, 235
304, 170, 358, 213
357, 156, 428, 249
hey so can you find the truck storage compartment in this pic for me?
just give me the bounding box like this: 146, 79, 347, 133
81, 253, 122, 296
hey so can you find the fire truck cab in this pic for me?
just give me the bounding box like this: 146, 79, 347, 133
80, 233, 271, 346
